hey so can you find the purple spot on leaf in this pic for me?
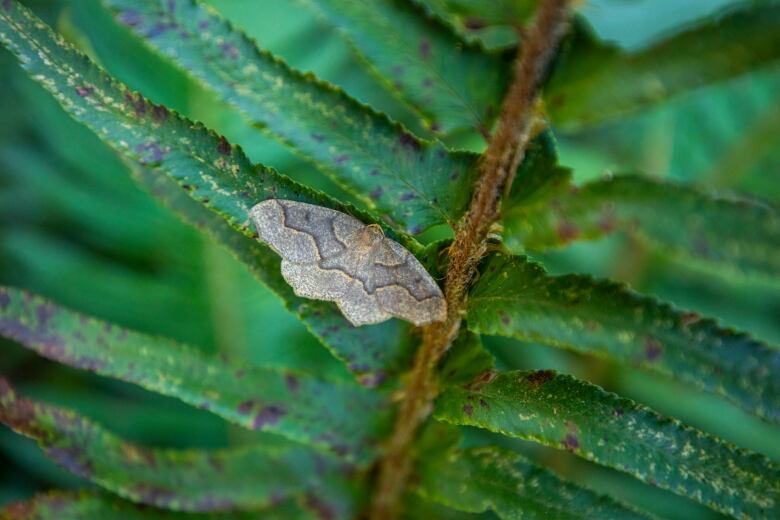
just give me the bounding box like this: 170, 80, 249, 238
370, 187, 384, 200
285, 373, 299, 392
117, 9, 142, 27
644, 337, 663, 362
134, 484, 176, 506
0, 291, 10, 309
75, 86, 94, 97
237, 400, 255, 414
253, 406, 286, 429
462, 404, 474, 417
400, 192, 417, 202
220, 42, 239, 60
46, 446, 93, 477
125, 93, 147, 116
146, 23, 174, 38
334, 154, 350, 165
217, 136, 231, 155
135, 141, 168, 165
563, 434, 579, 450
419, 39, 431, 60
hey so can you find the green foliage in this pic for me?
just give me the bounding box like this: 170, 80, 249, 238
0, 379, 360, 514
299, 0, 509, 136
1, 0, 779, 518
417, 445, 651, 519
0, 287, 389, 463
547, 5, 780, 128
467, 255, 780, 422
504, 172, 780, 278
435, 370, 780, 518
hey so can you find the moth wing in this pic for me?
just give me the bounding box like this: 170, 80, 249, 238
281, 261, 390, 326
369, 238, 447, 326
250, 200, 361, 263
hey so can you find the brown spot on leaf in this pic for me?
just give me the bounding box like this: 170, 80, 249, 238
526, 370, 555, 388
680, 311, 700, 328
500, 311, 510, 325
463, 17, 487, 30
556, 221, 579, 242
217, 136, 231, 155
465, 370, 497, 390
152, 104, 169, 121
462, 403, 474, 417
398, 132, 421, 150
304, 493, 335, 520
478, 398, 489, 409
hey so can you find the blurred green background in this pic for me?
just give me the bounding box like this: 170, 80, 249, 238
1, 1, 778, 519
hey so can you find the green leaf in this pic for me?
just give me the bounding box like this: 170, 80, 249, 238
133, 166, 414, 386
416, 445, 651, 519
411, 0, 535, 50
403, 493, 485, 520
0, 0, 419, 383
435, 370, 780, 518
504, 173, 780, 279
547, 6, 780, 128
466, 254, 780, 422
0, 379, 359, 516
0, 287, 389, 463
0, 0, 369, 242
103, 0, 480, 235
299, 0, 508, 136
0, 491, 313, 519
438, 331, 495, 386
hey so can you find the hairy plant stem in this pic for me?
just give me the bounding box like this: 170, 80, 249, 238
369, 2, 571, 518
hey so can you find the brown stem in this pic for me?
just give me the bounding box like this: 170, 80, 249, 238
368, 2, 571, 518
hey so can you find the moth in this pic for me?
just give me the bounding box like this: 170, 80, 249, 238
250, 200, 447, 327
